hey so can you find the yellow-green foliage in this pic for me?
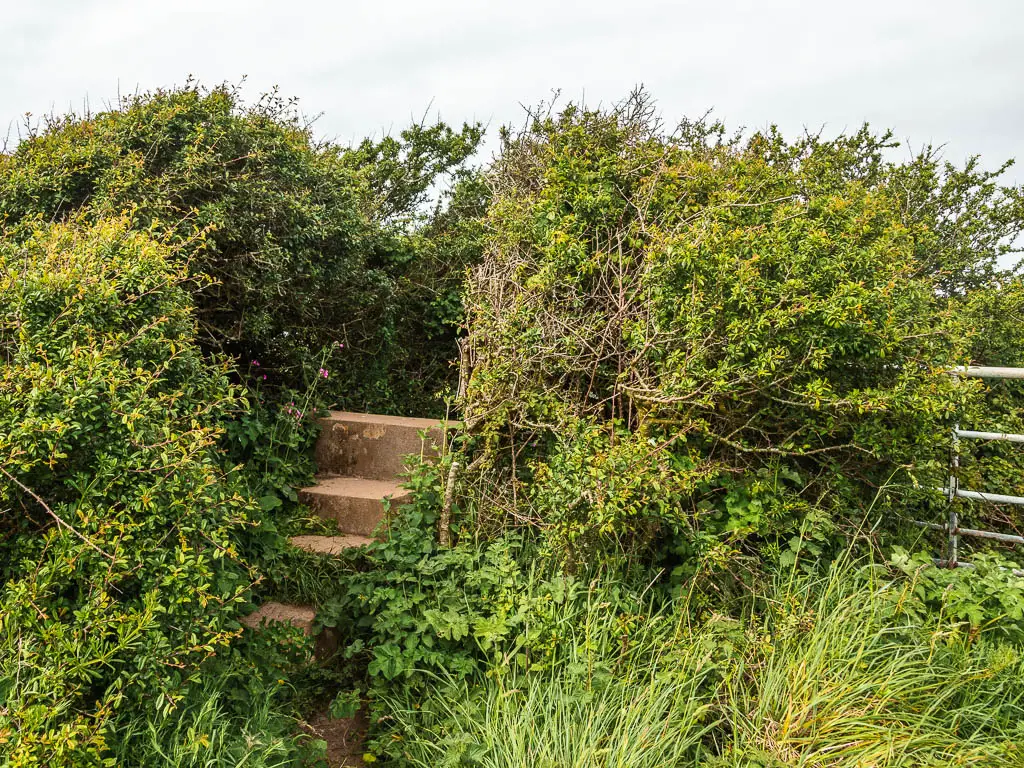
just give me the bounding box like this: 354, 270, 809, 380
461, 93, 1022, 569
0, 83, 483, 415
0, 217, 255, 765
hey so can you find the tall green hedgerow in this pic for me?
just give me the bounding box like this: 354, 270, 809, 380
0, 82, 483, 415
0, 217, 256, 764
458, 92, 1023, 574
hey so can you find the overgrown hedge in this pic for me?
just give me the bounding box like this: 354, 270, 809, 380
0, 83, 483, 415
457, 94, 1024, 575
0, 217, 255, 763
0, 84, 490, 764
3, 85, 1023, 766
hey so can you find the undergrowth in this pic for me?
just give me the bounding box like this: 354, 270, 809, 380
375, 553, 1024, 767
109, 629, 319, 768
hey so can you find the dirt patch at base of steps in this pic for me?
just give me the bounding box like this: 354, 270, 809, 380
299, 709, 368, 767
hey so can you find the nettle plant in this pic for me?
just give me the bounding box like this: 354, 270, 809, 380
0, 217, 256, 765
459, 92, 1023, 575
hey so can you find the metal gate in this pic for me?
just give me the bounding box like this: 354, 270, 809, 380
916, 366, 1024, 574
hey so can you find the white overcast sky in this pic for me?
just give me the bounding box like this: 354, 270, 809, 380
2, 0, 1022, 186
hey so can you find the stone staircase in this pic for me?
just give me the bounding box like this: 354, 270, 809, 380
242, 410, 448, 633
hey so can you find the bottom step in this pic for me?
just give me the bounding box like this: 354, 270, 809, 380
290, 534, 374, 554
242, 601, 316, 634
242, 601, 338, 658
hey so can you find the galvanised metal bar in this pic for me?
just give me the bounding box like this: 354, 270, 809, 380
954, 428, 1024, 443
952, 366, 1024, 379
949, 427, 960, 564
914, 519, 1024, 546
951, 487, 1024, 506
957, 525, 1024, 545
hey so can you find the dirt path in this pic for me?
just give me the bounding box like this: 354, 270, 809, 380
300, 709, 367, 767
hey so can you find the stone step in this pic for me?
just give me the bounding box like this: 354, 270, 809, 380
289, 533, 375, 554
242, 601, 316, 634
242, 602, 337, 657
314, 411, 451, 481
299, 476, 410, 536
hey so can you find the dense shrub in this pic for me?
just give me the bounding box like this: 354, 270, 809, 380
458, 94, 1024, 573
0, 218, 257, 764
386, 171, 491, 414
0, 83, 482, 415
329, 95, 1024, 763
0, 84, 485, 765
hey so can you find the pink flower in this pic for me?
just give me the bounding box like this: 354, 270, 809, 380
337, 342, 345, 350
251, 360, 260, 367
319, 368, 329, 379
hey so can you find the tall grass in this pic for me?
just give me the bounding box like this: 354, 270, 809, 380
383, 613, 718, 767
108, 667, 317, 768
379, 557, 1024, 767
715, 560, 1024, 766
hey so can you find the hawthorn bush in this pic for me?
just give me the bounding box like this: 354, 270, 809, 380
457, 93, 1024, 575
0, 217, 257, 764
0, 83, 482, 415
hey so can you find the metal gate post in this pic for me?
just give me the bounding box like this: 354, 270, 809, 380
948, 423, 959, 567
918, 366, 1024, 571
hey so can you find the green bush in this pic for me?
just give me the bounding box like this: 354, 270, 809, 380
459, 93, 1023, 572
0, 84, 484, 764
387, 170, 491, 414
0, 83, 482, 415
0, 217, 256, 764
322, 456, 662, 703
324, 458, 545, 687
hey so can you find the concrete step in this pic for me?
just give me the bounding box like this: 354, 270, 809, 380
289, 534, 375, 555
314, 411, 451, 481
299, 476, 410, 536
242, 602, 337, 657
242, 601, 316, 633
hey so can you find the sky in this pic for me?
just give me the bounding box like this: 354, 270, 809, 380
1, 0, 1022, 184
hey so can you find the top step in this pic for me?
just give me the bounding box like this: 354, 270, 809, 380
315, 411, 453, 480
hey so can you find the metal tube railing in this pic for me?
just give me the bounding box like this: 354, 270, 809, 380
919, 365, 1024, 570
954, 429, 1024, 443
954, 366, 1024, 379
915, 519, 1024, 545
949, 487, 1024, 506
